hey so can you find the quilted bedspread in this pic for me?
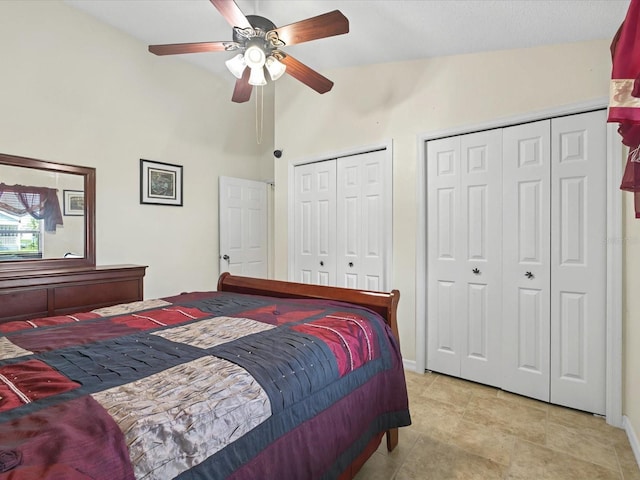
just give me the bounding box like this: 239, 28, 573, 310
0, 291, 411, 479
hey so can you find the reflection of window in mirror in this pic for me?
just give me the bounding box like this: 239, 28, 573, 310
0, 210, 44, 260
0, 164, 85, 262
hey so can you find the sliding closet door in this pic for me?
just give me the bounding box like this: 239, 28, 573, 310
501, 120, 551, 402
293, 160, 337, 286
336, 149, 390, 291
427, 130, 503, 386
550, 110, 606, 414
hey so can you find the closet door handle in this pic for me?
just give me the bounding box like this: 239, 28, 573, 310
472, 268, 480, 275
222, 254, 230, 262
348, 262, 354, 268
320, 261, 324, 267
525, 271, 534, 279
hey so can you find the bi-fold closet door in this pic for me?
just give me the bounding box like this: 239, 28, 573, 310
426, 129, 504, 387
427, 110, 607, 414
293, 149, 391, 291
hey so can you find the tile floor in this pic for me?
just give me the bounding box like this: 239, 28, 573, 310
355, 370, 640, 479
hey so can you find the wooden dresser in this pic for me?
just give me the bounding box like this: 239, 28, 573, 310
0, 264, 147, 324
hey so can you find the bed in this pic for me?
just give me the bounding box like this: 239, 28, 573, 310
0, 273, 411, 479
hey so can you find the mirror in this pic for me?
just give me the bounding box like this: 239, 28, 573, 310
0, 153, 95, 272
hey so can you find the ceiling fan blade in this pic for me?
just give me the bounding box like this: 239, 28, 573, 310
232, 68, 253, 103
272, 10, 349, 46
149, 41, 238, 55
279, 54, 334, 94
210, 0, 252, 29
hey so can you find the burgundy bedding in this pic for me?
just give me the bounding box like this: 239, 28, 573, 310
0, 291, 410, 479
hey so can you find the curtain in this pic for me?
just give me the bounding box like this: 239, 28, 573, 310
0, 184, 64, 232
608, 0, 640, 217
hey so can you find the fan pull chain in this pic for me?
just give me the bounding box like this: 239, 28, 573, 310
255, 85, 263, 144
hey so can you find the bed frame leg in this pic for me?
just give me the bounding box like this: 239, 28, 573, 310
385, 428, 398, 451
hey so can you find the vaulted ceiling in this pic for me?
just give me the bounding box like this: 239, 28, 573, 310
64, 0, 630, 80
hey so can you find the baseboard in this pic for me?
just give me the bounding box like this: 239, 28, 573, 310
403, 358, 417, 372
623, 415, 640, 470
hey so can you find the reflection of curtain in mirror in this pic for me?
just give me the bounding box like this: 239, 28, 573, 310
0, 184, 63, 232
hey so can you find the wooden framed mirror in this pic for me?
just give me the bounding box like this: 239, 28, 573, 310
0, 152, 95, 273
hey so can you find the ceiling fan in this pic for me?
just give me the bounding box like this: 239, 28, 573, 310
148, 0, 349, 103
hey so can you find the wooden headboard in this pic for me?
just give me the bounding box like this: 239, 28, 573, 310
217, 273, 400, 342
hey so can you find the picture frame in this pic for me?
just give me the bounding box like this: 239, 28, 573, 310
63, 190, 85, 216
140, 159, 183, 206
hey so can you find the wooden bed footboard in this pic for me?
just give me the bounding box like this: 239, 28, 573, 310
217, 273, 400, 343
217, 272, 402, 452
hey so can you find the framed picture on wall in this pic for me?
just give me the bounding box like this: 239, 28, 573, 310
63, 190, 85, 216
140, 159, 183, 206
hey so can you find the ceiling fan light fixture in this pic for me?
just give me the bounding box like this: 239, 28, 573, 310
248, 65, 267, 86
244, 45, 266, 69
225, 53, 246, 79
265, 55, 286, 81
148, 3, 349, 103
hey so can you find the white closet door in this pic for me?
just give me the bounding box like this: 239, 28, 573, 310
426, 131, 503, 384
427, 136, 463, 377
501, 120, 552, 402
459, 130, 503, 387
293, 160, 337, 286
550, 110, 607, 414
336, 150, 390, 291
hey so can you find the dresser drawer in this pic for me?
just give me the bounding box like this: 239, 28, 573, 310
53, 279, 141, 312
0, 288, 48, 320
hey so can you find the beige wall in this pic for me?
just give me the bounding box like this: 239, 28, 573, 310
624, 192, 640, 436
0, 1, 274, 298
273, 39, 639, 433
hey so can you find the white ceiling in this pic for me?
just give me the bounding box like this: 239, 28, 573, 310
64, 0, 630, 79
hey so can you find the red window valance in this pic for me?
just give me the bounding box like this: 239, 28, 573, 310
0, 184, 63, 232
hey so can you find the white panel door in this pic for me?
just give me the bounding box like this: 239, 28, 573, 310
293, 160, 337, 286
218, 176, 268, 278
427, 135, 463, 377
550, 110, 607, 414
426, 131, 502, 385
458, 130, 503, 387
336, 149, 390, 291
501, 120, 551, 402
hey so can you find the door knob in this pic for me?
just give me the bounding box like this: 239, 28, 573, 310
525, 271, 534, 279
320, 261, 324, 266
348, 262, 354, 267
222, 254, 230, 261
472, 268, 480, 275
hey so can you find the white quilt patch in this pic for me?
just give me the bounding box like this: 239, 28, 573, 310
0, 337, 33, 360
152, 316, 275, 349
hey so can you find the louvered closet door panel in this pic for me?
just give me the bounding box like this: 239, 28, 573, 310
336, 150, 389, 291
458, 130, 503, 387
294, 160, 337, 286
501, 120, 551, 402
427, 136, 464, 377
550, 110, 606, 415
